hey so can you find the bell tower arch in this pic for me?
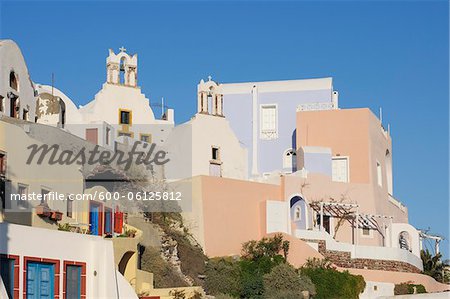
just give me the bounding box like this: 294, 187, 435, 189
106, 46, 138, 87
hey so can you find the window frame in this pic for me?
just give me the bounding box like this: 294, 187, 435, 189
376, 161, 383, 187
63, 261, 86, 299
331, 156, 350, 183
140, 133, 152, 143
118, 109, 132, 125
17, 183, 28, 209
41, 187, 51, 204
259, 104, 278, 140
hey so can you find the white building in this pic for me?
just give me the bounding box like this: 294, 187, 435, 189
0, 40, 37, 122
164, 78, 248, 181
35, 47, 175, 149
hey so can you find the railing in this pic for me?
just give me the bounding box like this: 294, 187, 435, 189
297, 101, 336, 112
388, 194, 407, 213
295, 229, 423, 271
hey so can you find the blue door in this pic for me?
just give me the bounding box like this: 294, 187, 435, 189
27, 262, 54, 299
90, 204, 99, 235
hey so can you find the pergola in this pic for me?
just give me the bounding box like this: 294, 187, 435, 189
309, 201, 393, 245
419, 231, 443, 254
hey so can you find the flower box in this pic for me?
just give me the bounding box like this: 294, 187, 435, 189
35, 204, 51, 217
50, 211, 63, 221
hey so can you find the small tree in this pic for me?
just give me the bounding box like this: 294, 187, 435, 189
421, 249, 448, 283
241, 234, 287, 261
263, 263, 315, 298
205, 258, 240, 297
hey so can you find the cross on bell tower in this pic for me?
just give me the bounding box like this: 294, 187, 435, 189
119, 46, 127, 52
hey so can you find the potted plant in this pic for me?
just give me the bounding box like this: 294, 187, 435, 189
35, 204, 51, 217
50, 210, 63, 221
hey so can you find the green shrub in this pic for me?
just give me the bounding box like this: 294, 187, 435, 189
301, 266, 365, 299
242, 234, 287, 261
263, 263, 315, 298
394, 282, 427, 295
205, 257, 241, 297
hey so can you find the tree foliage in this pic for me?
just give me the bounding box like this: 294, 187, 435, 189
263, 263, 315, 299
300, 258, 365, 299
421, 249, 448, 283
394, 282, 427, 295
205, 258, 241, 297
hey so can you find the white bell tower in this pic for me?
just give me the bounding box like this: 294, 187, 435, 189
106, 47, 138, 87
197, 76, 224, 117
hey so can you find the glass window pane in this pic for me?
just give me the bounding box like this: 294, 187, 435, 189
66, 265, 81, 299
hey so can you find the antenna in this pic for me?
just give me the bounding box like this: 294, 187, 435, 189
51, 73, 55, 98
379, 107, 383, 124
161, 97, 164, 118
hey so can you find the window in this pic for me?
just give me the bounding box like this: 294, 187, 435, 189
9, 71, 18, 91
0, 152, 6, 177
67, 197, 74, 218
23, 109, 29, 121
0, 96, 4, 112
41, 188, 50, 204
385, 150, 393, 194
119, 109, 132, 125
118, 132, 132, 138
260, 104, 278, 139
361, 219, 372, 237
376, 161, 382, 186
0, 256, 15, 299
10, 98, 18, 118
332, 157, 349, 182
85, 128, 98, 145
104, 207, 112, 235
211, 146, 220, 161
140, 134, 151, 143
66, 265, 82, 299
105, 127, 110, 145
294, 206, 301, 221
18, 184, 28, 209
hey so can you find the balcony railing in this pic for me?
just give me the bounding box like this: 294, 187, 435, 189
388, 194, 407, 213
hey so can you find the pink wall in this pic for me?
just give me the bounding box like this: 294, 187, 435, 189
199, 176, 282, 257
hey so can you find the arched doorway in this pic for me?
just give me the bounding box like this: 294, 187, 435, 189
118, 251, 135, 275
290, 196, 308, 230
399, 231, 411, 251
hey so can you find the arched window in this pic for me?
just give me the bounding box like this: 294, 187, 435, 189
295, 206, 301, 221
119, 57, 126, 85
9, 71, 18, 91
59, 99, 66, 128
283, 148, 297, 171
399, 231, 411, 251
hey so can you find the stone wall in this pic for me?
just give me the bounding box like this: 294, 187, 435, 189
302, 239, 421, 273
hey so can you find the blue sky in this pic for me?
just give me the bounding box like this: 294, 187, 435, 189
1, 1, 449, 257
